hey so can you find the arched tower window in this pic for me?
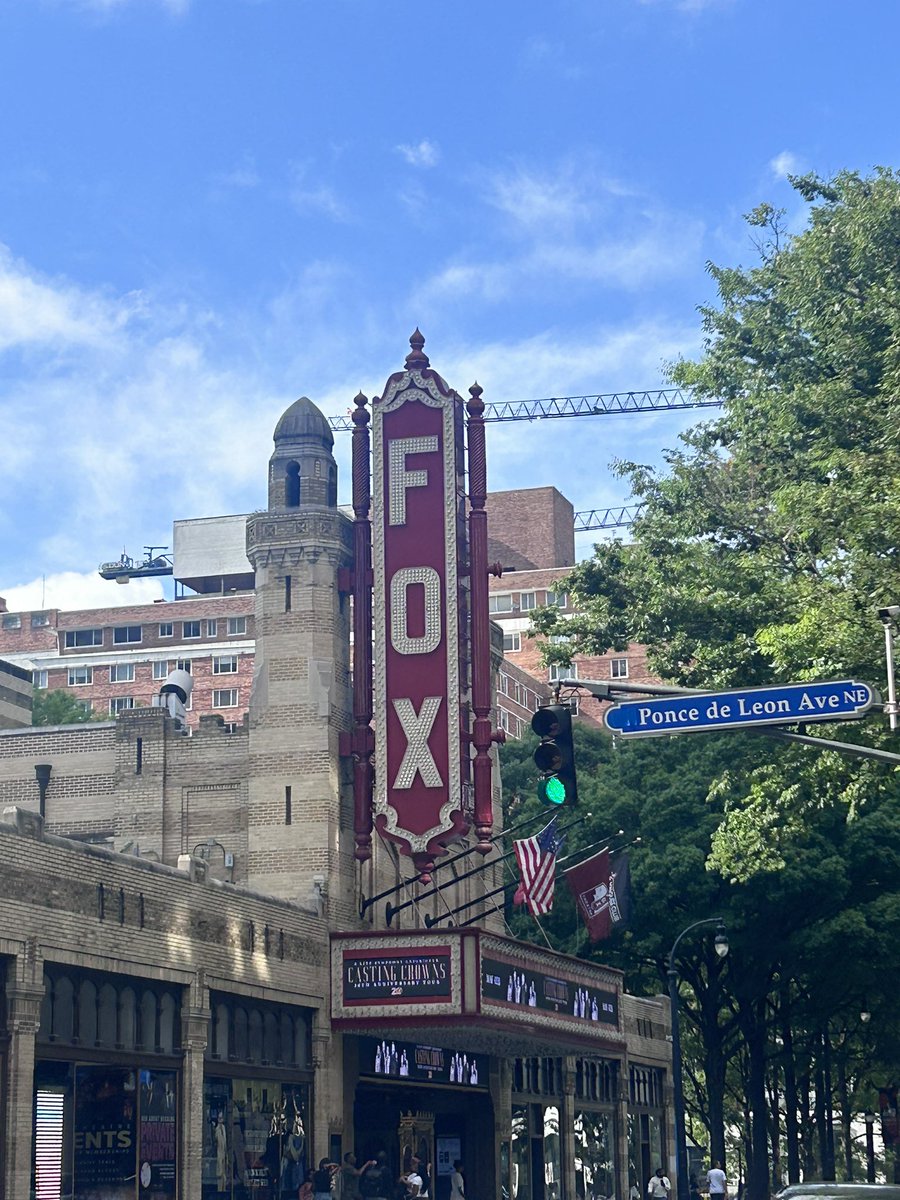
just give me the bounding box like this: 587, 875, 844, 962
328, 464, 337, 507
285, 461, 301, 507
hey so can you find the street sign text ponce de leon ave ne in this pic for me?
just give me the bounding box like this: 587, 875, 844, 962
605, 680, 877, 738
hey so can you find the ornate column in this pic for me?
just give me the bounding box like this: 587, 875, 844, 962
561, 1055, 578, 1200
4, 946, 44, 1200
180, 970, 210, 1200
350, 390, 374, 862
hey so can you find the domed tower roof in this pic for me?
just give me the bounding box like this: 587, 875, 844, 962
273, 396, 334, 450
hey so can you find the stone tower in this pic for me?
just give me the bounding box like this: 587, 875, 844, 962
245, 397, 354, 910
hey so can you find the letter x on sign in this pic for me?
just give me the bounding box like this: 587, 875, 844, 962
392, 697, 443, 788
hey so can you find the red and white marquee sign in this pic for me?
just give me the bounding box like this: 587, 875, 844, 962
372, 365, 468, 875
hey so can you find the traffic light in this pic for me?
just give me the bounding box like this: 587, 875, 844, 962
531, 703, 578, 806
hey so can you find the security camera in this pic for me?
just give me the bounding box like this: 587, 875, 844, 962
877, 605, 900, 623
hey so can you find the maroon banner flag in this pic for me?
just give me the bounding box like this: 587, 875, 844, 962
564, 849, 632, 942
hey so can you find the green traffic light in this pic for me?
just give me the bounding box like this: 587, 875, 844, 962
539, 777, 567, 805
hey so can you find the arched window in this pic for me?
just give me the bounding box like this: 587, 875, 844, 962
98, 983, 118, 1047
140, 989, 158, 1051
328, 464, 337, 507
285, 461, 301, 507
78, 980, 98, 1046
264, 1011, 279, 1064
248, 1008, 264, 1063
159, 992, 177, 1054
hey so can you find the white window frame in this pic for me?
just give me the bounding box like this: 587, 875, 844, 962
610, 657, 629, 679
212, 688, 239, 708
182, 620, 201, 639
109, 696, 135, 715
109, 664, 135, 683
548, 662, 579, 682
2, 614, 21, 630
152, 661, 169, 681
503, 632, 521, 653
33, 670, 48, 689
113, 626, 142, 645
158, 622, 174, 638
68, 667, 93, 686
546, 590, 568, 609
174, 659, 192, 674
207, 618, 218, 636
31, 613, 50, 628
64, 629, 103, 649
519, 591, 536, 611
227, 616, 247, 636
213, 656, 238, 675
489, 594, 514, 614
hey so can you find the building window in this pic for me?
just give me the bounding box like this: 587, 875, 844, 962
610, 657, 629, 679
489, 594, 513, 614
213, 688, 239, 708
207, 619, 218, 636
174, 659, 191, 673
503, 632, 521, 653
109, 697, 135, 715
113, 625, 141, 644
227, 616, 247, 636
64, 629, 103, 648
33, 670, 48, 689
159, 622, 174, 637
109, 664, 135, 683
182, 620, 201, 639
213, 656, 238, 674
31, 613, 50, 628
546, 590, 568, 609
68, 667, 93, 686
519, 592, 536, 611
152, 661, 169, 681
2, 614, 21, 630
548, 662, 578, 682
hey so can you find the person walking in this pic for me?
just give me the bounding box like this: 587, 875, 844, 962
342, 1152, 376, 1200
707, 1162, 728, 1200
313, 1158, 339, 1200
647, 1168, 671, 1200
450, 1160, 466, 1200
361, 1152, 392, 1200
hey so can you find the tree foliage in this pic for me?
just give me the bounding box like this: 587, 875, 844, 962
531, 169, 900, 881
31, 688, 96, 726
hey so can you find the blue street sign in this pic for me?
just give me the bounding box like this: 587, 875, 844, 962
604, 679, 878, 738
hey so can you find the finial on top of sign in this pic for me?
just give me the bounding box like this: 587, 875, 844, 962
405, 327, 430, 370
351, 391, 370, 426
467, 382, 484, 416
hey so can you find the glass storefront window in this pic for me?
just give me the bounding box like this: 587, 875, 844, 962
543, 1106, 562, 1200
574, 1110, 615, 1200
202, 1077, 310, 1200
510, 1107, 530, 1200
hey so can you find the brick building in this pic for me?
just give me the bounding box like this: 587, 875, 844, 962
0, 358, 673, 1200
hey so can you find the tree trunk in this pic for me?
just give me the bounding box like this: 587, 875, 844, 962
837, 1054, 853, 1180
744, 1004, 770, 1200
767, 1066, 782, 1191
780, 987, 801, 1184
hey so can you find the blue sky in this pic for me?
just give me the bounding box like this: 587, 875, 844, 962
2, 0, 899, 609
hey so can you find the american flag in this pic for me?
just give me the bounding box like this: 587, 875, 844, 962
514, 817, 565, 917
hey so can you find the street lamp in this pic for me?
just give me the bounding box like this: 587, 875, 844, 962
668, 918, 729, 1200
864, 1112, 877, 1183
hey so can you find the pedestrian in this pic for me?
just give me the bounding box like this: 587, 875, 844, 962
361, 1152, 392, 1200
629, 1179, 641, 1200
689, 1175, 702, 1200
647, 1169, 671, 1200
299, 1172, 314, 1200
450, 1160, 466, 1200
343, 1152, 376, 1200
313, 1157, 339, 1200
706, 1162, 728, 1200
405, 1157, 425, 1199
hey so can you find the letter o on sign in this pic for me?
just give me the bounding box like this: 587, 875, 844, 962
391, 566, 442, 655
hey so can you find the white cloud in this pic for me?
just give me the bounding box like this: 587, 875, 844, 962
487, 168, 593, 231
214, 155, 260, 190
287, 164, 349, 221
769, 150, 804, 180
0, 244, 135, 352
3, 571, 166, 613
395, 140, 440, 169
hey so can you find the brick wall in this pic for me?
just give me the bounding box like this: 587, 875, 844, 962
486, 487, 575, 570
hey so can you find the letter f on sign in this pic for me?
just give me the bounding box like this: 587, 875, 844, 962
392, 697, 443, 788
388, 437, 439, 525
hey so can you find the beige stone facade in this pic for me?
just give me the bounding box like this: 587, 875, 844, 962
0, 387, 672, 1200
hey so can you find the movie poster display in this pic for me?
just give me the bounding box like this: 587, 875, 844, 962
138, 1069, 176, 1195
358, 1036, 488, 1088
73, 1065, 138, 1199
202, 1077, 310, 1200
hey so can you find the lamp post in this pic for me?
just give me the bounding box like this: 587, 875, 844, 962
864, 1112, 877, 1183
668, 918, 729, 1200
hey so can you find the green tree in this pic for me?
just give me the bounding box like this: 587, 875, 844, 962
531, 168, 900, 881
31, 688, 96, 725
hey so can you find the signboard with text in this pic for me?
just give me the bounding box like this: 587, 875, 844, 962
342, 946, 452, 1006
605, 679, 877, 738
372, 365, 469, 869
481, 956, 618, 1027
358, 1036, 488, 1087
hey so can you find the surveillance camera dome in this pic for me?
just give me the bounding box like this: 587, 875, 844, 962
877, 604, 900, 622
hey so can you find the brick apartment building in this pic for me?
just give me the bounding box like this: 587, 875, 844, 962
0, 485, 657, 738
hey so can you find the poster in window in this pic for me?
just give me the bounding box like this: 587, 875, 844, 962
74, 1065, 137, 1199
139, 1069, 177, 1195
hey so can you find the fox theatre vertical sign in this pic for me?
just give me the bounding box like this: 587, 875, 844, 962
365, 332, 495, 879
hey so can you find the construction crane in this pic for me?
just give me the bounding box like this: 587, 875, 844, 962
98, 546, 173, 582
574, 505, 643, 531
326, 386, 720, 431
